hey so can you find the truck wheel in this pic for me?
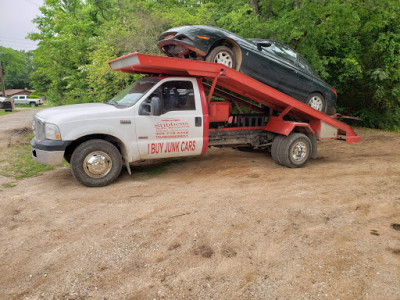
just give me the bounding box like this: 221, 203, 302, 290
206, 46, 237, 69
70, 139, 122, 187
278, 133, 311, 168
30, 102, 37, 107
306, 93, 326, 113
271, 135, 285, 165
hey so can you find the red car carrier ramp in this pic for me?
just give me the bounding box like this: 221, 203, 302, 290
109, 53, 360, 144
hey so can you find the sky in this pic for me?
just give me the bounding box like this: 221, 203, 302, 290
0, 0, 44, 51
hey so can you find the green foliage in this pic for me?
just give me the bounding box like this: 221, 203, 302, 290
0, 47, 33, 89
0, 142, 54, 180
28, 0, 400, 129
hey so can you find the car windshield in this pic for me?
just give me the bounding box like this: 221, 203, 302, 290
107, 78, 160, 107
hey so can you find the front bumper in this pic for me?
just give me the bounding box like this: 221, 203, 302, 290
31, 138, 70, 166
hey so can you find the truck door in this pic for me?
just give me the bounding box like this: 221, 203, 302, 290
134, 78, 204, 159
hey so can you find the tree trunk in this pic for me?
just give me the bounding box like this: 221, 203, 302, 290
295, 0, 301, 9
250, 0, 260, 15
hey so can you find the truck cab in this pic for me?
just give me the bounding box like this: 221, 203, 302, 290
31, 77, 208, 186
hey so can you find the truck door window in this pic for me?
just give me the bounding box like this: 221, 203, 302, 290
161, 81, 195, 113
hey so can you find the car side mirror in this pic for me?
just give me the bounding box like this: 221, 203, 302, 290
257, 42, 271, 51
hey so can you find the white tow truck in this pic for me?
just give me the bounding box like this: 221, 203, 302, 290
31, 53, 359, 187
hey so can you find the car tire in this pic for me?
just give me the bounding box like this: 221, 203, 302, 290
206, 46, 237, 69
30, 102, 37, 107
71, 139, 122, 187
306, 93, 326, 113
278, 133, 312, 168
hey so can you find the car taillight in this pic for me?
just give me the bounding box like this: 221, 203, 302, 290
331, 88, 337, 97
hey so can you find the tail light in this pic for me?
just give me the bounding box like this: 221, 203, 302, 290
331, 88, 337, 97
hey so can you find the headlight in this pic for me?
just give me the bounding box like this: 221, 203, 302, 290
45, 123, 61, 140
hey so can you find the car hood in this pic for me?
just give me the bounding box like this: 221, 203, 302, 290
34, 103, 121, 124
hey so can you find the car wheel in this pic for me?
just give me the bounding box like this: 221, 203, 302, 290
306, 93, 326, 113
206, 46, 237, 69
278, 133, 312, 168
30, 102, 37, 107
71, 139, 122, 187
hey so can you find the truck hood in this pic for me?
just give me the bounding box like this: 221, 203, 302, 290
35, 103, 122, 124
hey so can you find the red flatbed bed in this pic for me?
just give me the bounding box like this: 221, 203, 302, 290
109, 53, 360, 144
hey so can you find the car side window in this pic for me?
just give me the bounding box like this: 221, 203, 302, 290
161, 81, 196, 113
262, 42, 297, 65
298, 55, 318, 76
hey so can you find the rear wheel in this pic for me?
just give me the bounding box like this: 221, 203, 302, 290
306, 93, 326, 113
206, 46, 237, 69
277, 133, 312, 168
271, 135, 285, 165
71, 139, 122, 187
30, 102, 37, 107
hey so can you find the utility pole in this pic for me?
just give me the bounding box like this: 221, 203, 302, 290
0, 60, 5, 97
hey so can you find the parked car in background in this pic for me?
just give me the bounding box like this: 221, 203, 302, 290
158, 25, 337, 114
11, 95, 43, 107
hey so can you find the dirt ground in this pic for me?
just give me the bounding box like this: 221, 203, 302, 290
0, 110, 399, 299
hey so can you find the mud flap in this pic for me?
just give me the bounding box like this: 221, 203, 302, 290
306, 132, 318, 159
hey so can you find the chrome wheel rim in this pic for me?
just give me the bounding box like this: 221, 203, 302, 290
291, 141, 307, 163
214, 51, 233, 68
83, 151, 112, 178
308, 96, 323, 111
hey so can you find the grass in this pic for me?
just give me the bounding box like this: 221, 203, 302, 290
0, 110, 12, 116
0, 143, 55, 180
0, 131, 58, 182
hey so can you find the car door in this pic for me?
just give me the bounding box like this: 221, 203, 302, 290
134, 78, 204, 160
294, 55, 315, 102
244, 41, 303, 100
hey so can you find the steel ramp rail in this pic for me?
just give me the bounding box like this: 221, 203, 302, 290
109, 53, 360, 143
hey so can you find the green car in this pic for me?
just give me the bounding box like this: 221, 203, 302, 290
158, 25, 337, 115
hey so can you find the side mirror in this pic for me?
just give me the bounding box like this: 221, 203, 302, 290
257, 42, 271, 51
140, 95, 162, 116
150, 96, 162, 116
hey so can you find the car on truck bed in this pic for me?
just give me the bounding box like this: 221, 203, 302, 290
158, 25, 337, 115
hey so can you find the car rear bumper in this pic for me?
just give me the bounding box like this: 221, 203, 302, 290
31, 138, 70, 166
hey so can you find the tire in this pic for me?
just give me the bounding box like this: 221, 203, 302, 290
306, 93, 326, 113
30, 102, 37, 107
271, 135, 285, 165
70, 139, 122, 187
278, 133, 311, 168
206, 46, 237, 69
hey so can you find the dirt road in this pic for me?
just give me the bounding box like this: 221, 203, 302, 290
0, 110, 399, 299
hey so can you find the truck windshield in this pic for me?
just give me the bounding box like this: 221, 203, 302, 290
108, 78, 160, 107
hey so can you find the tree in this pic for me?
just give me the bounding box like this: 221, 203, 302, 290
0, 47, 33, 90
28, 0, 400, 129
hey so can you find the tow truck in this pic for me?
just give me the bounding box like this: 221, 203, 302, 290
31, 53, 360, 187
